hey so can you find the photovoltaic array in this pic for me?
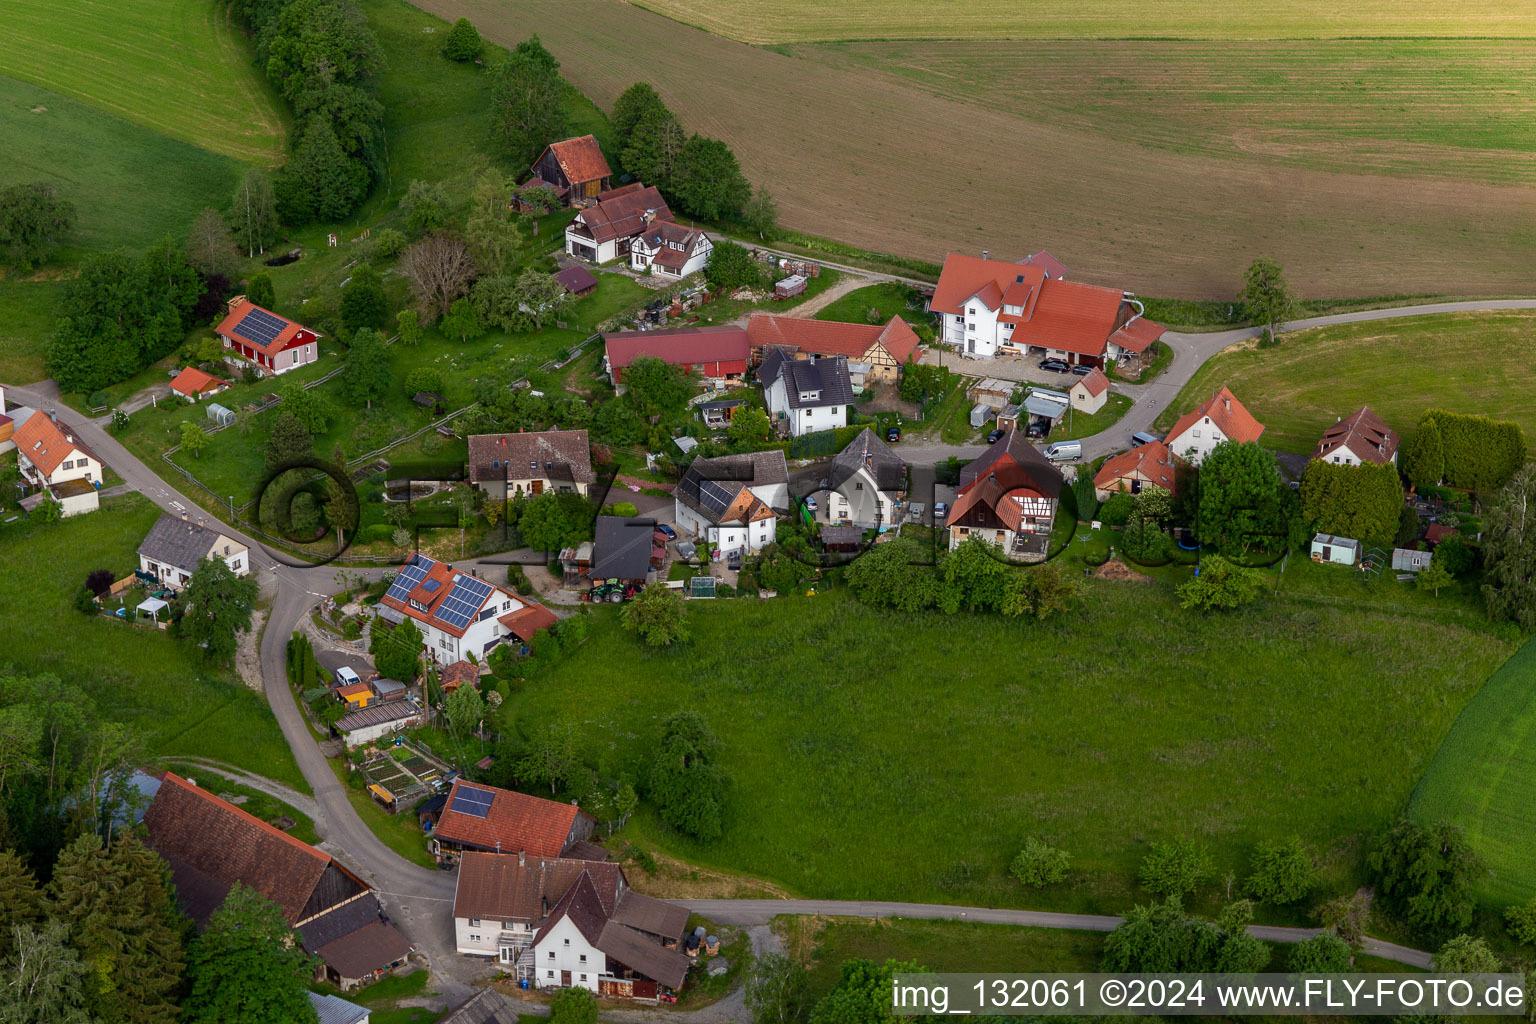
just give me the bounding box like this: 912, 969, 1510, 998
233, 307, 287, 347
437, 575, 493, 630
449, 785, 494, 818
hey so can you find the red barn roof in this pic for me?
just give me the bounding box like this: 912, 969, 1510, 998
1109, 315, 1166, 355
169, 366, 230, 397
603, 326, 750, 378
1094, 441, 1179, 494
434, 780, 589, 859
745, 314, 922, 365
538, 135, 612, 185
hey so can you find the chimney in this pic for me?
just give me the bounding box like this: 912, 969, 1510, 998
48, 409, 57, 423
1223, 398, 1231, 412
643, 208, 655, 226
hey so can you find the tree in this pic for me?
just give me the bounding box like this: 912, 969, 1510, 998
1140, 836, 1213, 898
0, 918, 94, 1024
516, 721, 580, 794
1010, 838, 1070, 887
275, 116, 368, 224
1481, 464, 1536, 629
726, 407, 774, 450
400, 179, 451, 233
810, 957, 924, 1024
1288, 932, 1354, 974
442, 17, 483, 60
1507, 899, 1536, 946
403, 367, 444, 399
245, 272, 277, 312
1245, 836, 1316, 905
1101, 899, 1220, 973
1238, 257, 1298, 342
476, 270, 569, 332
464, 172, 519, 268
622, 106, 687, 193
230, 169, 277, 259
515, 183, 562, 238
370, 619, 422, 683
613, 782, 638, 831
622, 583, 691, 648
438, 297, 483, 343
0, 182, 75, 272
1367, 819, 1480, 936
1318, 888, 1374, 948
1178, 555, 1265, 612
742, 184, 778, 240
186, 208, 237, 277
1435, 934, 1500, 973
937, 537, 1019, 615
279, 376, 330, 435
623, 356, 696, 420
1416, 409, 1526, 492
1404, 418, 1445, 491
30, 495, 63, 525
1133, 483, 1173, 524
548, 985, 597, 1024
746, 952, 811, 1024
180, 420, 209, 458
183, 883, 318, 1024
264, 411, 313, 471
704, 240, 763, 292
1020, 562, 1083, 620
516, 493, 580, 552
395, 308, 423, 346
489, 35, 569, 163
610, 82, 668, 162
646, 710, 725, 841
0, 850, 41, 958
339, 263, 387, 330
340, 327, 390, 409
443, 684, 486, 742
1416, 555, 1454, 597
178, 556, 260, 665
400, 232, 476, 321
1199, 440, 1288, 553
672, 134, 751, 220
844, 538, 941, 612
1298, 460, 1404, 546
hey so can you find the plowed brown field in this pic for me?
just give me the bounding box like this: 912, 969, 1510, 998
409, 0, 1536, 298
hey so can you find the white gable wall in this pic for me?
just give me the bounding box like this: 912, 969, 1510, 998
532, 914, 605, 991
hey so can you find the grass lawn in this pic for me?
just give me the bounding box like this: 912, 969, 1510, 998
1152, 311, 1536, 454
0, 76, 248, 255
1408, 637, 1536, 905
0, 278, 62, 385
1050, 392, 1131, 442
331, 760, 437, 869
0, 493, 306, 790
507, 585, 1512, 918
815, 282, 937, 342
0, 0, 285, 163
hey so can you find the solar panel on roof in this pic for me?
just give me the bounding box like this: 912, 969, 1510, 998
450, 786, 493, 818
234, 307, 288, 348
433, 574, 494, 630
385, 560, 429, 602
695, 478, 732, 517
422, 579, 441, 592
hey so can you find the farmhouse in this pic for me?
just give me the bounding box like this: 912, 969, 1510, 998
1312, 406, 1400, 466
137, 512, 250, 590
758, 349, 854, 437
1070, 368, 1110, 414
453, 851, 690, 1000
215, 298, 320, 377
565, 184, 670, 263
947, 429, 1063, 561
374, 554, 556, 665
143, 772, 413, 991
744, 314, 922, 384
929, 253, 1165, 367
13, 410, 101, 517
629, 220, 711, 279
467, 429, 594, 501
674, 450, 789, 555
530, 135, 612, 206
590, 516, 664, 585
1165, 386, 1265, 466
824, 428, 905, 529
430, 779, 596, 863
1093, 441, 1179, 500
168, 366, 231, 401
602, 326, 750, 391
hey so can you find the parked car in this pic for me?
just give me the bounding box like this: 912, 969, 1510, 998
334, 666, 361, 689
886, 425, 901, 442
986, 429, 1005, 444
1026, 421, 1048, 439
1071, 364, 1094, 376
934, 501, 948, 521
656, 523, 677, 539
804, 496, 818, 512
1130, 431, 1160, 448
1043, 440, 1082, 462
1039, 358, 1070, 373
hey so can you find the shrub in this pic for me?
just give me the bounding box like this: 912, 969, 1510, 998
1120, 518, 1172, 563
1245, 836, 1316, 904
75, 585, 99, 615
85, 568, 115, 596
442, 17, 483, 61
1288, 932, 1353, 973
86, 390, 107, 410
1435, 534, 1476, 575
1100, 492, 1134, 527
369, 228, 407, 260
1505, 898, 1536, 945
1010, 838, 1070, 888
1368, 819, 1480, 936
1139, 837, 1213, 898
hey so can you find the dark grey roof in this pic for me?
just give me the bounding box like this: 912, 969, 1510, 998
819, 525, 865, 546
591, 516, 658, 580
308, 992, 370, 1024
760, 351, 856, 409
439, 987, 519, 1024
611, 891, 690, 942
826, 428, 904, 493
138, 513, 240, 572
959, 429, 1064, 499
336, 702, 423, 733
597, 920, 692, 989
697, 399, 744, 411
298, 893, 389, 952
675, 451, 789, 524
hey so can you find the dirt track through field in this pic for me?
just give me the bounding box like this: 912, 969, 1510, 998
413, 0, 1536, 299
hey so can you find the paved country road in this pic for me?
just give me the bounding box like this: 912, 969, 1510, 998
13, 295, 1525, 984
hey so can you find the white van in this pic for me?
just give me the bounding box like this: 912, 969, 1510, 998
334, 665, 362, 689
1043, 440, 1082, 463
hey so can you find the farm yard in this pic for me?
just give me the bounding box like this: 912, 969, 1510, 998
623, 0, 1536, 43
506, 587, 1513, 918
1153, 311, 1536, 454
412, 0, 1536, 299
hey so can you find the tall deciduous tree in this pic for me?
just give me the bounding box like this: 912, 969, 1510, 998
609, 82, 668, 161
844, 538, 941, 612
623, 356, 696, 420
439, 297, 483, 343
1177, 555, 1265, 612
1481, 464, 1536, 629
1198, 440, 1289, 553
746, 952, 811, 1024
339, 263, 387, 330
516, 721, 579, 794
623, 583, 691, 649
0, 918, 94, 1024
0, 182, 75, 272
183, 883, 319, 1024
370, 618, 422, 683
274, 116, 368, 225
187, 208, 237, 277
178, 556, 260, 665
400, 180, 451, 233
466, 172, 520, 270
1367, 819, 1480, 936
399, 232, 476, 321
621, 106, 687, 194
244, 272, 277, 311
1238, 257, 1298, 341
395, 308, 422, 346
671, 135, 751, 221
645, 710, 724, 840
340, 327, 390, 410
703, 240, 762, 292
230, 169, 277, 258
742, 184, 778, 240
180, 420, 209, 459
1403, 417, 1445, 491
489, 35, 569, 163
279, 377, 330, 435
810, 958, 924, 1024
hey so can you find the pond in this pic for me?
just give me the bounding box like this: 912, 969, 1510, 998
385, 482, 439, 502
263, 249, 302, 267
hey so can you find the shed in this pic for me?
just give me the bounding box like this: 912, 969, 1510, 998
969, 402, 993, 429
555, 265, 599, 297
819, 524, 864, 552
372, 677, 407, 701
206, 402, 235, 426
674, 435, 699, 454
967, 377, 1014, 410
1023, 391, 1070, 422
1310, 533, 1360, 566
1392, 547, 1433, 573
412, 391, 445, 413
368, 783, 397, 813
995, 403, 1025, 433
775, 275, 807, 299
847, 361, 873, 389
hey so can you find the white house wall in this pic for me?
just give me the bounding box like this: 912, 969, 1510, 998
532, 914, 606, 991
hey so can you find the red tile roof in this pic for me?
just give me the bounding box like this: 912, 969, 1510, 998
745, 314, 922, 365
570, 185, 669, 245
603, 326, 750, 376
1312, 405, 1400, 465
169, 366, 230, 397
1075, 367, 1110, 398
452, 851, 624, 922
1425, 523, 1458, 545
378, 559, 514, 639
554, 265, 598, 294
13, 412, 97, 478
1166, 386, 1266, 447
932, 253, 1135, 359
337, 682, 372, 701
541, 135, 612, 185
438, 660, 480, 691
215, 299, 319, 356
433, 780, 588, 858
1023, 250, 1070, 279
930, 254, 1046, 317
1094, 441, 1179, 494
498, 602, 558, 641
1109, 315, 1166, 355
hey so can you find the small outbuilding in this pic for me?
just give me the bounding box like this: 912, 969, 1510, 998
554, 264, 599, 297
1310, 533, 1360, 566
969, 402, 993, 429
967, 378, 1014, 410
1392, 547, 1434, 573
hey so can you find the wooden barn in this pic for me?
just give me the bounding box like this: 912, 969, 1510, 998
528, 136, 612, 207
